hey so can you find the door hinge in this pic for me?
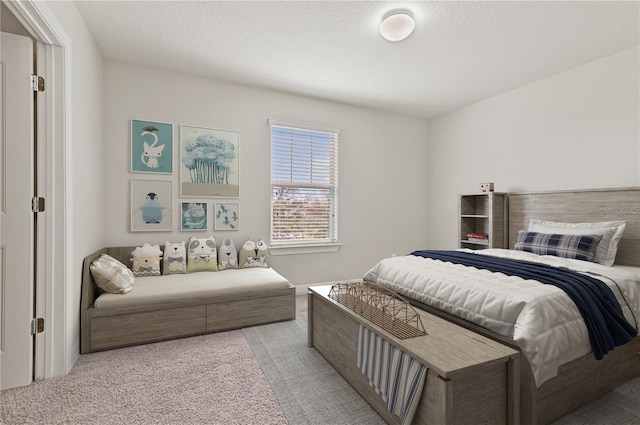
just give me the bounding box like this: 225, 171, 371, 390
31, 318, 44, 335
31, 74, 45, 92
32, 197, 45, 213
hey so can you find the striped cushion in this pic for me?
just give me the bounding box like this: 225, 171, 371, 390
515, 230, 603, 262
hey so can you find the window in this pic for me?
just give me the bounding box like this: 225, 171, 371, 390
269, 118, 339, 249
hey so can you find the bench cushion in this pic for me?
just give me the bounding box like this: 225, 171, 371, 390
94, 267, 290, 309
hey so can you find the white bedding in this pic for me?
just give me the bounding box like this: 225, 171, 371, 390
363, 249, 640, 387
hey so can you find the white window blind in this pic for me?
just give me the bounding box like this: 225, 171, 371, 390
269, 119, 339, 246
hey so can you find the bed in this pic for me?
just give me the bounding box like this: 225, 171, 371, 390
363, 187, 640, 425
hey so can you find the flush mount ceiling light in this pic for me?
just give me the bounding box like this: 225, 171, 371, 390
379, 9, 415, 42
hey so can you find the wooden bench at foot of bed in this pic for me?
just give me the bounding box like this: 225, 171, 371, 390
81, 247, 296, 354
308, 285, 521, 425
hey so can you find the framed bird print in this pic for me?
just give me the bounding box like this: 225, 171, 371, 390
130, 179, 173, 232
131, 119, 173, 174
214, 202, 239, 230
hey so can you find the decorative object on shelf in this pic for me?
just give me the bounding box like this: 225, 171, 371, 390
131, 119, 173, 174
466, 232, 489, 243
130, 179, 173, 232
328, 282, 426, 339
181, 202, 208, 231
180, 125, 239, 198
480, 182, 494, 192
459, 192, 508, 250
214, 202, 239, 230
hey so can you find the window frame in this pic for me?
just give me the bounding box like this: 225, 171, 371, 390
269, 118, 341, 255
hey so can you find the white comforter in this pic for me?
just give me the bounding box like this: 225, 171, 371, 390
363, 249, 640, 387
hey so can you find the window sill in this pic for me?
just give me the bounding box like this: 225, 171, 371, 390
269, 242, 342, 256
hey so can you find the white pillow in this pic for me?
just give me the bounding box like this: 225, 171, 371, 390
239, 238, 269, 268
90, 254, 134, 294
130, 243, 163, 277
218, 237, 238, 270
163, 241, 187, 275
528, 219, 626, 266
187, 236, 218, 272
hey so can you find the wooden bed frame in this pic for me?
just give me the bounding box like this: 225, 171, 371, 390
408, 187, 640, 424
309, 187, 639, 425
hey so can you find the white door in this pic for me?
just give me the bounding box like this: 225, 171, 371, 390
0, 31, 35, 390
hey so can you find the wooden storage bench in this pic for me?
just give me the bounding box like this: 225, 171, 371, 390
308, 285, 520, 425
81, 246, 295, 353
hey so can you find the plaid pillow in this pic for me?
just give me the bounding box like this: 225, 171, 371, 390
514, 230, 603, 262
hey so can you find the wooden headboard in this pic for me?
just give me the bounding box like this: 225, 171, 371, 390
508, 187, 640, 267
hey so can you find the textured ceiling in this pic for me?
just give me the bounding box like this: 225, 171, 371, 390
74, 1, 639, 119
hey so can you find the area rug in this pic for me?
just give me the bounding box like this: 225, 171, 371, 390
1, 330, 287, 425
243, 298, 386, 425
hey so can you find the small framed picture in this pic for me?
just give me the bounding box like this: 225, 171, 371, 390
214, 202, 239, 230
131, 119, 173, 174
181, 202, 208, 231
130, 179, 173, 232
180, 125, 239, 198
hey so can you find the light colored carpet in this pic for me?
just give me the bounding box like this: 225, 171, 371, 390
0, 330, 287, 425
3, 294, 640, 425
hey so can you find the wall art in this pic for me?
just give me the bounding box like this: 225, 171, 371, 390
214, 202, 239, 230
180, 125, 239, 197
181, 202, 208, 231
130, 179, 173, 232
131, 119, 173, 174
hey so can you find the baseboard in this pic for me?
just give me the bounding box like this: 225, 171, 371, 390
294, 278, 362, 295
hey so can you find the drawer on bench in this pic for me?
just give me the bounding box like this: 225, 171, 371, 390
206, 295, 294, 331
90, 306, 206, 351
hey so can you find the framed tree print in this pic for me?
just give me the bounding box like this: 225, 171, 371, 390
131, 119, 173, 174
215, 202, 239, 230
130, 179, 173, 232
180, 125, 239, 197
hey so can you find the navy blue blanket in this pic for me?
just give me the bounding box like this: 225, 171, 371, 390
411, 250, 637, 359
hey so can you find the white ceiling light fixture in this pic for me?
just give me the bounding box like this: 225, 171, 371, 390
379, 9, 415, 42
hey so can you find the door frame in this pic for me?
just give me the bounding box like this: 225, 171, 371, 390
3, 0, 72, 379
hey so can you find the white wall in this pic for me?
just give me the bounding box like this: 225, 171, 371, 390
103, 61, 430, 286
1, 2, 30, 36
46, 1, 104, 371
426, 47, 640, 250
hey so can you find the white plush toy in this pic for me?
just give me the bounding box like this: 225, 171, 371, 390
131, 243, 163, 277
218, 237, 238, 270
163, 241, 187, 275
187, 235, 218, 272
239, 238, 269, 268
